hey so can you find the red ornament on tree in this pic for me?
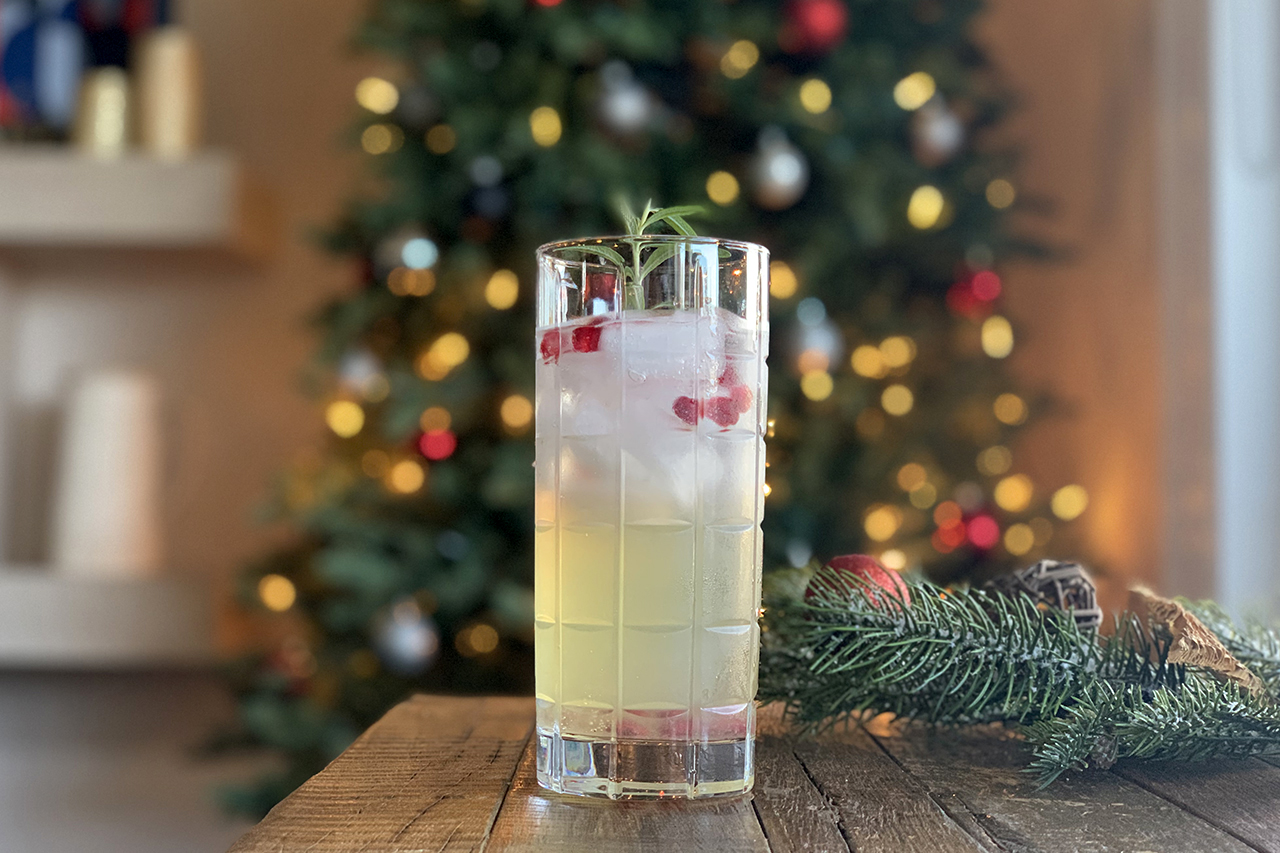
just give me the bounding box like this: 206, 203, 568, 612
807, 553, 911, 607
781, 0, 850, 54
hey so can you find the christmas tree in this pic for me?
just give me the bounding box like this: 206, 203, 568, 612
218, 0, 1078, 815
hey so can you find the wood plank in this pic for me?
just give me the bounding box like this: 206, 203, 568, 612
229, 695, 533, 853
791, 730, 990, 853
866, 720, 1255, 853
1115, 758, 1280, 852
485, 737, 769, 852
750, 736, 849, 853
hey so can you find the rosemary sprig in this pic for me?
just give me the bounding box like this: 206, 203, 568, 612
568, 200, 705, 310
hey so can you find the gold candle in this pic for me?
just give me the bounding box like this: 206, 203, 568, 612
72, 67, 130, 159
134, 26, 204, 160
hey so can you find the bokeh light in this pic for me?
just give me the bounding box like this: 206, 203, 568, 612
880, 336, 917, 368
1051, 484, 1089, 520
419, 429, 458, 460
881, 384, 914, 415
419, 406, 452, 432
897, 462, 927, 491
721, 40, 760, 79
799, 78, 833, 114
851, 345, 887, 378
401, 237, 439, 269
893, 71, 936, 110
361, 123, 403, 155
485, 269, 519, 309
530, 106, 562, 146
258, 574, 296, 612
500, 394, 534, 430
967, 515, 1000, 549
801, 370, 834, 401
909, 483, 938, 508
977, 445, 1013, 476
982, 315, 1014, 358
880, 549, 907, 570
907, 185, 945, 229
706, 170, 740, 205
864, 505, 903, 542
994, 473, 1034, 512
417, 332, 470, 380
770, 261, 798, 298
1004, 522, 1035, 555
934, 500, 963, 526
993, 393, 1028, 425
986, 178, 1016, 209
456, 622, 500, 656
355, 76, 399, 114
796, 348, 830, 373
326, 400, 364, 438
425, 124, 456, 154
387, 267, 436, 296
387, 459, 426, 494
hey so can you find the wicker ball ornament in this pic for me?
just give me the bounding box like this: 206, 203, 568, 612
985, 559, 1103, 629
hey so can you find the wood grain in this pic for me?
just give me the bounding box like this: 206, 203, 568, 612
485, 739, 769, 852
750, 737, 848, 853
228, 695, 533, 853
866, 721, 1256, 853
1115, 758, 1280, 852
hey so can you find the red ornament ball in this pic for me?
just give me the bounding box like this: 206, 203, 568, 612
807, 554, 911, 608
782, 0, 850, 54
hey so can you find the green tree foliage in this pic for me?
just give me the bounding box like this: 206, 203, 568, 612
219, 0, 1062, 815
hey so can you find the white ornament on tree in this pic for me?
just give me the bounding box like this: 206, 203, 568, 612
597, 60, 654, 134
375, 599, 440, 676
751, 126, 809, 211
911, 100, 965, 167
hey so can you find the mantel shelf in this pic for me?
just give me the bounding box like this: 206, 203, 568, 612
0, 145, 271, 256
0, 568, 214, 669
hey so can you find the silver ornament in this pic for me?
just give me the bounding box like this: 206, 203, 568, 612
752, 127, 809, 210
911, 101, 965, 166
375, 598, 440, 676
597, 60, 653, 134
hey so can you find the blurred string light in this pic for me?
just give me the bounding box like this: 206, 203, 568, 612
907, 185, 945, 229
485, 269, 519, 309
1051, 484, 1089, 520
706, 170, 740, 205
851, 345, 886, 379
361, 123, 404, 155
402, 237, 439, 269
799, 78, 832, 114
864, 504, 902, 541
880, 549, 907, 570
721, 40, 759, 79
387, 459, 425, 494
993, 392, 1028, 425
500, 394, 534, 431
326, 400, 365, 438
880, 335, 916, 368
881, 384, 914, 415
1004, 522, 1035, 555
456, 622, 500, 657
530, 106, 562, 146
909, 483, 937, 508
420, 429, 458, 460
797, 348, 830, 373
982, 315, 1014, 358
425, 123, 456, 154
763, 482, 773, 498
770, 261, 798, 298
967, 515, 1000, 549
355, 77, 399, 114
934, 500, 962, 525
388, 267, 435, 296
977, 445, 1013, 476
419, 406, 451, 432
994, 473, 1033, 512
800, 370, 834, 401
417, 332, 470, 379
986, 178, 1016, 209
893, 71, 936, 110
362, 449, 391, 478
897, 463, 927, 491
258, 574, 297, 612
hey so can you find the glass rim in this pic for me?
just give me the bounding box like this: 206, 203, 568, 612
536, 234, 767, 257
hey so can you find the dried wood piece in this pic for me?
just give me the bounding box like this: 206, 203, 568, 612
1128, 588, 1266, 696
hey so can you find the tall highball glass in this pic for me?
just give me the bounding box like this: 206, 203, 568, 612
534, 236, 769, 798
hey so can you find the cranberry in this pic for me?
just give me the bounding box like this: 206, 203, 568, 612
539, 330, 561, 363
729, 384, 753, 413
672, 396, 699, 425
572, 324, 602, 353
705, 396, 739, 427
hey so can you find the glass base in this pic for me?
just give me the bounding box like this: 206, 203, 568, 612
535, 728, 754, 799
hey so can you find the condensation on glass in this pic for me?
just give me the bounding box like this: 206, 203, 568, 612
534, 236, 769, 798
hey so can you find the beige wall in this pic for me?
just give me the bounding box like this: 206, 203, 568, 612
981, 0, 1163, 609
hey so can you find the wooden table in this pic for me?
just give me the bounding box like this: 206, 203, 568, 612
229, 695, 1280, 852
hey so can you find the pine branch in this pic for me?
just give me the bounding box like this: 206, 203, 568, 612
1023, 673, 1280, 787
759, 572, 1177, 730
